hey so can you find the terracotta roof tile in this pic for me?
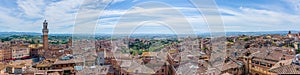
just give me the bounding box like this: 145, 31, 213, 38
269, 64, 300, 74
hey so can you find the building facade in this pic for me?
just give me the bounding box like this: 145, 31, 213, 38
249, 49, 294, 75
0, 49, 3, 62
11, 45, 30, 59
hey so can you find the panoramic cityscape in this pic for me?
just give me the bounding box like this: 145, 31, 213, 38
1, 0, 300, 75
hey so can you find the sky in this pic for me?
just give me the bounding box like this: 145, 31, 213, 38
0, 0, 299, 34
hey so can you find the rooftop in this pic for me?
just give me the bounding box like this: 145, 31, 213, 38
269, 64, 300, 74
141, 52, 157, 57
53, 58, 84, 65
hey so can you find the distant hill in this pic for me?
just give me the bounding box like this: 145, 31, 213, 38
0, 32, 40, 37
197, 31, 297, 37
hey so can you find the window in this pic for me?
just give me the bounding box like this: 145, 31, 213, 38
267, 64, 272, 67
135, 70, 139, 73
260, 62, 266, 66
255, 61, 259, 64
252, 60, 255, 63
162, 69, 164, 72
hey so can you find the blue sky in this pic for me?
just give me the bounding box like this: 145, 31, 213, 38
0, 0, 299, 34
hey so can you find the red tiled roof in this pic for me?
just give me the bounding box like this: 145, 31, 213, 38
222, 61, 241, 71
269, 64, 300, 74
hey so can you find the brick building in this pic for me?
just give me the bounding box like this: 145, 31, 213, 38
11, 45, 30, 60
249, 49, 294, 75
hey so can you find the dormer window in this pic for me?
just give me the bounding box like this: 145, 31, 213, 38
296, 68, 300, 71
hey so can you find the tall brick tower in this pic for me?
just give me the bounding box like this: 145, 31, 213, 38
43, 20, 49, 51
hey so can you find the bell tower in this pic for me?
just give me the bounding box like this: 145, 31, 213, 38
43, 20, 49, 51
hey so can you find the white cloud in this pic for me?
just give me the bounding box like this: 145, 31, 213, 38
96, 5, 300, 33
44, 0, 83, 33
102, 0, 125, 4
284, 0, 300, 12
17, 0, 45, 18
220, 7, 300, 32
